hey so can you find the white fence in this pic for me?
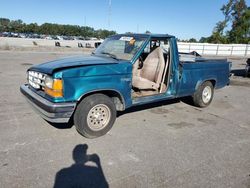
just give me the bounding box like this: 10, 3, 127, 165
0, 37, 102, 48
177, 42, 250, 57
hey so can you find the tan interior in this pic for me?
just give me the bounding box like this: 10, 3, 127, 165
132, 47, 169, 97
132, 47, 165, 90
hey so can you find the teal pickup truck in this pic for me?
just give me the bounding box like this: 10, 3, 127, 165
20, 34, 231, 138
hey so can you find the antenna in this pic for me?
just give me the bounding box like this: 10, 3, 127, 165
108, 0, 111, 29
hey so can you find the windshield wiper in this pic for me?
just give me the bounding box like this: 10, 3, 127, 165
100, 52, 119, 60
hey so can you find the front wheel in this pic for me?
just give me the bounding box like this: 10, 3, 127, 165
192, 81, 214, 108
74, 94, 117, 138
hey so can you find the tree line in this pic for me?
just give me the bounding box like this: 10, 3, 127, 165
0, 18, 116, 39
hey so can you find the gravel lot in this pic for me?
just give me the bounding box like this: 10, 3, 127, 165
0, 51, 250, 188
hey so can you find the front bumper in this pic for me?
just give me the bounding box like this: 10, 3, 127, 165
20, 84, 76, 123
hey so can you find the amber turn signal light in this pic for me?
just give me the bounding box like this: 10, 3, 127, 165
45, 79, 63, 97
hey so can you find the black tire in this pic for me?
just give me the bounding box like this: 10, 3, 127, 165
74, 94, 117, 138
246, 70, 250, 77
192, 81, 214, 108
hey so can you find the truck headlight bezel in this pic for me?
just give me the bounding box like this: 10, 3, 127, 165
44, 76, 63, 98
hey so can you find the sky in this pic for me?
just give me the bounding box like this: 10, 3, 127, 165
0, 0, 249, 40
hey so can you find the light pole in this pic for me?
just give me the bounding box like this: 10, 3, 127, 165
108, 0, 111, 29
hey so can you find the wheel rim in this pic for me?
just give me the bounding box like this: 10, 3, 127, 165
87, 104, 111, 131
202, 86, 212, 104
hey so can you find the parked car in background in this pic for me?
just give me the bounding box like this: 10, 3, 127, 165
19, 33, 27, 38
3, 32, 12, 37
45, 35, 53, 40
74, 36, 85, 40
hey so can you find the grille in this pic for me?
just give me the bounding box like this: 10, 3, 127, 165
28, 71, 46, 90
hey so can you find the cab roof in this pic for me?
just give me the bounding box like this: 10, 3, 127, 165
113, 33, 175, 39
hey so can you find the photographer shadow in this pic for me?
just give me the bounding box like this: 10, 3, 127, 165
53, 144, 109, 188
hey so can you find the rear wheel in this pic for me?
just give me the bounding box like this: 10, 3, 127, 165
74, 94, 117, 138
246, 67, 250, 77
192, 81, 214, 108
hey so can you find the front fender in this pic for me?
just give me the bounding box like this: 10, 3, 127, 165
63, 74, 132, 109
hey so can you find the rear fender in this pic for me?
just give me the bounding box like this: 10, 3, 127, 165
195, 78, 217, 90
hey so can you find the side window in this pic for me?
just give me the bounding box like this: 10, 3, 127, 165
161, 40, 169, 53
143, 42, 150, 53
151, 40, 160, 49
150, 39, 169, 52
142, 38, 170, 56
143, 40, 162, 53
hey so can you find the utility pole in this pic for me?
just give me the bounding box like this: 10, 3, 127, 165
108, 0, 111, 29
84, 16, 86, 27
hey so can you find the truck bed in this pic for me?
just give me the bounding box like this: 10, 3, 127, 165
179, 52, 227, 63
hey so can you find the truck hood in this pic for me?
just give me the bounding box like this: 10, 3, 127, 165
28, 55, 119, 74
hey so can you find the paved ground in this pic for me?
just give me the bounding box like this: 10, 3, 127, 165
0, 51, 250, 188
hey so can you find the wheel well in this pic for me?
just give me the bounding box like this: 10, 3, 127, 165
78, 90, 125, 111
196, 79, 216, 91
208, 80, 216, 87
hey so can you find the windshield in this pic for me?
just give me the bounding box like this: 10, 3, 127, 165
94, 35, 147, 61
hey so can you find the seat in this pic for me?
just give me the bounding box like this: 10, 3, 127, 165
132, 47, 165, 90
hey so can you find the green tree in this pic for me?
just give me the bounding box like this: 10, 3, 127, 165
220, 0, 234, 33
207, 31, 228, 44
188, 38, 197, 43
0, 18, 10, 32
24, 23, 38, 33
95, 29, 116, 39
80, 26, 95, 38
209, 0, 249, 44
229, 0, 249, 43
199, 37, 209, 43
229, 7, 250, 43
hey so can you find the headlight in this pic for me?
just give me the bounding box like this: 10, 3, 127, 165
44, 76, 53, 89
44, 76, 63, 97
